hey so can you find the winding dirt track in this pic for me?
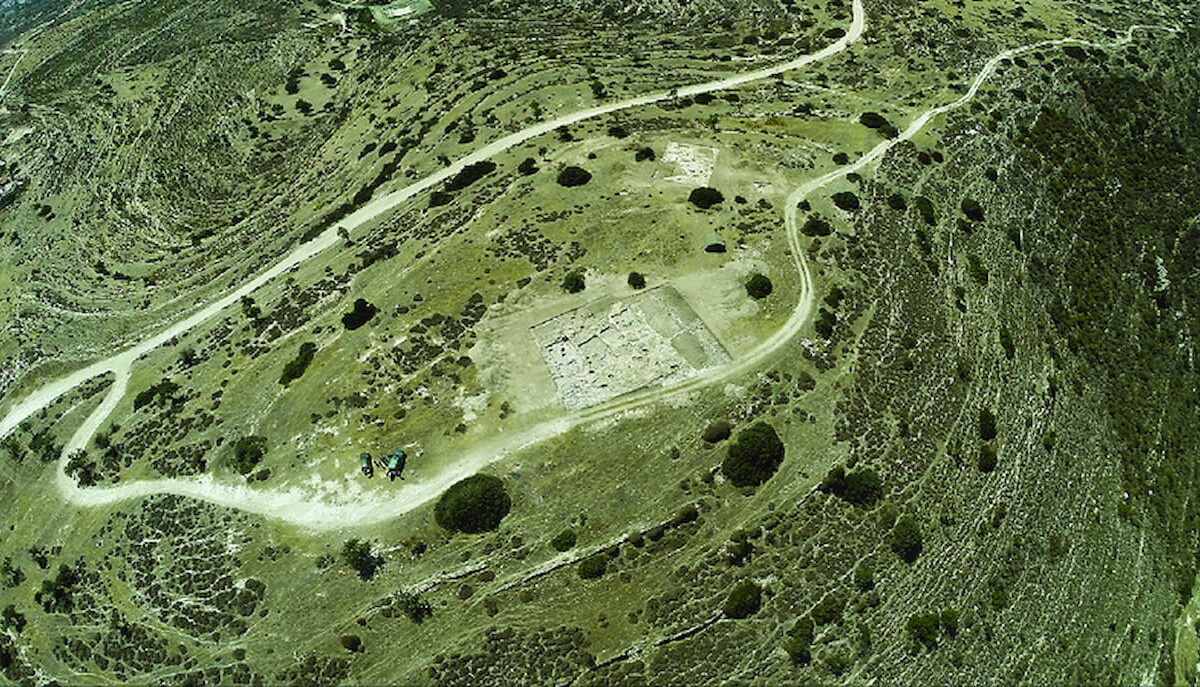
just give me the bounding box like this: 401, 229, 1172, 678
0, 3, 1176, 530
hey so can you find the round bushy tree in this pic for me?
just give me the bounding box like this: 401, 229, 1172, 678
577, 554, 607, 579
961, 197, 984, 222
831, 191, 860, 211
889, 514, 924, 563
722, 581, 762, 619
435, 474, 512, 533
843, 468, 882, 506
745, 273, 773, 299
688, 187, 724, 209
550, 528, 577, 552
978, 444, 998, 473
702, 420, 732, 444
627, 272, 646, 289
722, 422, 785, 487
801, 215, 833, 237
557, 166, 592, 187
562, 271, 586, 294
341, 298, 378, 330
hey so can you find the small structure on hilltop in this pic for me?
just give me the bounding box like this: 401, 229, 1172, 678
359, 452, 373, 478
387, 450, 406, 481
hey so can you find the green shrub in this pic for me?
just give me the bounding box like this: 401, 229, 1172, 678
688, 187, 724, 209
858, 111, 889, 129
434, 474, 512, 533
578, 554, 607, 579
562, 271, 586, 294
721, 422, 785, 487
978, 444, 998, 473
843, 468, 882, 506
231, 436, 267, 475
940, 609, 960, 636
961, 197, 984, 221
889, 515, 924, 563
64, 450, 98, 487
341, 298, 378, 330
393, 591, 432, 623
914, 196, 937, 225
702, 420, 732, 443
340, 635, 362, 652
820, 466, 881, 506
831, 191, 860, 211
133, 380, 181, 410
979, 409, 997, 440
810, 593, 844, 625
722, 581, 762, 619
444, 161, 496, 193
821, 649, 852, 675
550, 528, 577, 552
557, 166, 592, 187
783, 617, 815, 665
853, 560, 875, 591
819, 466, 846, 495
627, 272, 646, 289
1, 605, 25, 632
801, 215, 833, 236
906, 612, 941, 648
745, 273, 773, 299
279, 342, 317, 385
341, 539, 381, 580
966, 254, 989, 285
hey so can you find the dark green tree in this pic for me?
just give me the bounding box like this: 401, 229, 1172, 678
577, 554, 607, 579
562, 271, 586, 294
393, 591, 432, 623
231, 436, 267, 475
722, 581, 762, 619
889, 515, 924, 563
907, 612, 941, 649
435, 474, 512, 533
341, 539, 381, 580
722, 422, 785, 487
978, 444, 998, 473
557, 166, 592, 187
550, 528, 577, 552
745, 273, 773, 299
688, 187, 724, 209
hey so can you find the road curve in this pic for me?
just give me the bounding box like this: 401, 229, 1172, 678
38, 0, 867, 524
3, 7, 1179, 530
0, 0, 866, 441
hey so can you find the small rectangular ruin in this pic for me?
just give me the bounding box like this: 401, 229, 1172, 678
662, 142, 719, 185
530, 286, 730, 410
